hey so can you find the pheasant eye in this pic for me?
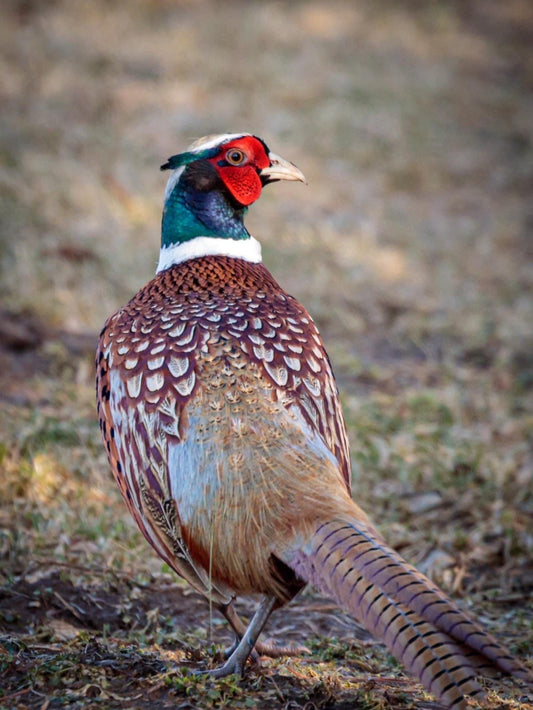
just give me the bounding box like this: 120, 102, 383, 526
225, 148, 246, 165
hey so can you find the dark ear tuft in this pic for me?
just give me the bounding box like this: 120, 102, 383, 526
160, 153, 190, 171
160, 147, 219, 172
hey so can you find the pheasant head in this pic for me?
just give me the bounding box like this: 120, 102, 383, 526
157, 133, 305, 272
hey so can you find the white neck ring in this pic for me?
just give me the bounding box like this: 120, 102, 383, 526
156, 235, 262, 273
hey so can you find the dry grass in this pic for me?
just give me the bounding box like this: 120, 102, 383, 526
0, 1, 532, 708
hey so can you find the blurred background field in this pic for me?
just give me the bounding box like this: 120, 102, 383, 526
0, 1, 532, 708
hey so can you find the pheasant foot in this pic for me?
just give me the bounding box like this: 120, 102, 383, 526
223, 635, 309, 660
201, 596, 278, 678
219, 597, 309, 660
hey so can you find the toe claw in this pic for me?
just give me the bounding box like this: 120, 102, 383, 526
199, 659, 246, 679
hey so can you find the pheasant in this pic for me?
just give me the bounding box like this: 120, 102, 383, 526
96, 132, 531, 709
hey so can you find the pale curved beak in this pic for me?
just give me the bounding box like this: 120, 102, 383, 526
260, 152, 307, 185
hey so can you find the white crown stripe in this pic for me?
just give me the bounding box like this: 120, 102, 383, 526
187, 132, 250, 153
156, 236, 262, 272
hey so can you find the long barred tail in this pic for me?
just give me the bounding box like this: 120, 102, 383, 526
288, 518, 531, 710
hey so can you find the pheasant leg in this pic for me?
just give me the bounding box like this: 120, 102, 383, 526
206, 596, 278, 677
220, 599, 310, 660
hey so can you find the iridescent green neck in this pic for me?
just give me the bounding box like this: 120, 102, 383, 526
161, 176, 250, 249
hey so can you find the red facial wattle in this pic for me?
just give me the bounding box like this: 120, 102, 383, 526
208, 136, 270, 207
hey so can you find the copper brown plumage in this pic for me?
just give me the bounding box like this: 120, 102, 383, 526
97, 133, 531, 709
97, 257, 349, 595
